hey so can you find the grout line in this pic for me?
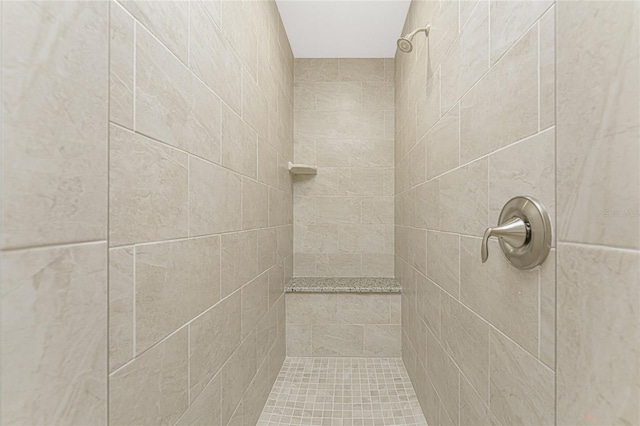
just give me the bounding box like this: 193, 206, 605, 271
106, 3, 112, 423
2, 239, 107, 253
132, 246, 136, 357
133, 20, 136, 131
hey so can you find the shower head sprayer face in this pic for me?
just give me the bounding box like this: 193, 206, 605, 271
396, 24, 430, 54
397, 37, 413, 53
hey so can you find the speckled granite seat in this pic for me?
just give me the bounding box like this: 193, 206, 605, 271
285, 277, 401, 293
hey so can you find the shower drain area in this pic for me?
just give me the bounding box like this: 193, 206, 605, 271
257, 357, 427, 425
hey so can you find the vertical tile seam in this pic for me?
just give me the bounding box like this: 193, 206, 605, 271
106, 1, 112, 423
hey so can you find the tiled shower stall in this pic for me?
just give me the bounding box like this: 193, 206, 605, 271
1, 1, 638, 426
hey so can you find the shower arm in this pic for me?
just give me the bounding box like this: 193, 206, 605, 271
403, 24, 430, 39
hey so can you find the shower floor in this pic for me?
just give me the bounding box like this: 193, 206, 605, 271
257, 357, 427, 426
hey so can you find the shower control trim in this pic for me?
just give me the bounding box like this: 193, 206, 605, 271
481, 196, 552, 269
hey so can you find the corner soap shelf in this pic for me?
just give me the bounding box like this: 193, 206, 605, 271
288, 162, 317, 175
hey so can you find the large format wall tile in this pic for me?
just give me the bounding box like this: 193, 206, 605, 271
460, 237, 538, 355
110, 3, 134, 129
1, 2, 108, 249
440, 0, 489, 114
557, 1, 640, 249
188, 156, 242, 236
557, 244, 639, 425
489, 0, 553, 64
460, 25, 538, 163
109, 125, 188, 246
189, 292, 241, 401
1, 243, 107, 425
136, 25, 220, 156
109, 327, 188, 426
490, 329, 554, 426
120, 0, 188, 63
221, 231, 258, 298
135, 236, 221, 352
109, 246, 134, 372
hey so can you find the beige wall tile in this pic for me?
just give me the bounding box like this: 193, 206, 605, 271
539, 7, 555, 130
364, 325, 401, 356
286, 293, 337, 324
490, 0, 553, 64
316, 253, 362, 277
460, 25, 538, 163
109, 125, 188, 247
417, 67, 441, 140
109, 327, 188, 426
189, 156, 242, 236
189, 1, 241, 113
439, 158, 488, 236
337, 59, 385, 82
294, 224, 340, 254
221, 231, 258, 298
427, 328, 460, 425
415, 180, 440, 230
427, 231, 460, 296
539, 248, 556, 369
295, 111, 385, 139
120, 0, 188, 63
175, 371, 221, 426
136, 26, 218, 155
336, 294, 391, 324
441, 0, 489, 113
556, 1, 639, 249
241, 360, 272, 426
221, 332, 257, 425
222, 106, 258, 178
258, 138, 279, 187
1, 2, 108, 249
242, 178, 269, 230
258, 229, 277, 274
427, 0, 460, 70
416, 274, 442, 336
460, 236, 538, 355
316, 197, 361, 224
312, 324, 364, 356
557, 244, 639, 425
242, 272, 269, 338
136, 236, 220, 352
268, 262, 285, 309
189, 292, 241, 402
490, 329, 554, 426
293, 254, 316, 277
427, 104, 460, 179
315, 82, 362, 111
110, 3, 134, 129
295, 59, 339, 82
339, 225, 393, 254
109, 247, 134, 372
1, 243, 107, 425
460, 370, 492, 426
286, 324, 312, 356
362, 82, 394, 111
362, 253, 395, 277
441, 293, 490, 404
242, 69, 269, 137
488, 128, 555, 230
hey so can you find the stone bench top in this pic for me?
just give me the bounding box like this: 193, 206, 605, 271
286, 277, 401, 293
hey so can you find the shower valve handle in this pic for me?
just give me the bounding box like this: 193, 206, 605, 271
480, 196, 552, 270
481, 217, 529, 263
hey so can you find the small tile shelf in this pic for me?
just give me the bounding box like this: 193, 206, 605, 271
288, 162, 317, 175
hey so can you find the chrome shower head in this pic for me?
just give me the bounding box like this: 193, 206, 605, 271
397, 24, 431, 54
397, 37, 413, 53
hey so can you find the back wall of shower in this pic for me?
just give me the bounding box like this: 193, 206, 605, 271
293, 59, 395, 277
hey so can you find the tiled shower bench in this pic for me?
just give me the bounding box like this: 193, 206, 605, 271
285, 277, 401, 357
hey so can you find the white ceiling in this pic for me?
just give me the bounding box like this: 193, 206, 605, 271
275, 0, 411, 58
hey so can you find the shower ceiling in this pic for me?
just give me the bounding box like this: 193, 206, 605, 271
276, 0, 411, 58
